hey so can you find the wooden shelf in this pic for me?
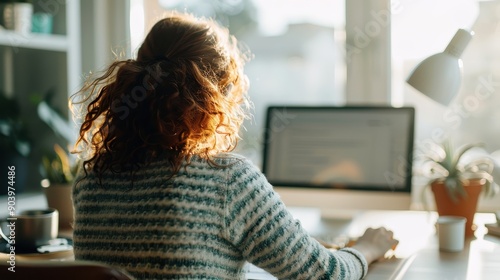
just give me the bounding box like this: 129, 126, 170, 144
0, 30, 68, 52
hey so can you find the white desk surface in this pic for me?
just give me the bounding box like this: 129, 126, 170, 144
286, 207, 500, 280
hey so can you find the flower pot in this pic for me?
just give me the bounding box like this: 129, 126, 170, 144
43, 183, 74, 231
431, 179, 483, 237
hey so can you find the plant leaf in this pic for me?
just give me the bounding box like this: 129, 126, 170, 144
463, 158, 494, 174
451, 143, 484, 172
417, 142, 446, 163
422, 161, 449, 178
37, 101, 76, 144
53, 143, 73, 183
444, 177, 461, 202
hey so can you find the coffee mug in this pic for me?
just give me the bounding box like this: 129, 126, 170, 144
0, 208, 59, 252
437, 216, 467, 252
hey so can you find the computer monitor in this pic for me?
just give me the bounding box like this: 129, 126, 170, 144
262, 106, 415, 216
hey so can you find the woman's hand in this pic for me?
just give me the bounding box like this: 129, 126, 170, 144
350, 227, 399, 264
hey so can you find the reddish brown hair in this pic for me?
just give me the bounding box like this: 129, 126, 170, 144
71, 13, 250, 178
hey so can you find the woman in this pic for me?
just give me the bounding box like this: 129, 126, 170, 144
71, 12, 397, 279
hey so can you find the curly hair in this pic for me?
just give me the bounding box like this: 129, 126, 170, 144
71, 13, 251, 179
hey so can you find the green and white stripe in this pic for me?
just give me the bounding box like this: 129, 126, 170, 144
73, 153, 367, 279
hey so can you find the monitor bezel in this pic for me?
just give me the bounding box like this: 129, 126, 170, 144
261, 105, 415, 193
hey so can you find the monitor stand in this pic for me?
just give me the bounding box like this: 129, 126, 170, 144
275, 187, 412, 215
319, 208, 361, 221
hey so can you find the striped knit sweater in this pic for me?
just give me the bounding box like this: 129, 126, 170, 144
72, 153, 368, 279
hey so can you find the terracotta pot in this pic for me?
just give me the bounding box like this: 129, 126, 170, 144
43, 183, 74, 231
431, 179, 483, 237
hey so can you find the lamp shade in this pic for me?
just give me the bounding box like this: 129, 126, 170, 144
407, 29, 473, 105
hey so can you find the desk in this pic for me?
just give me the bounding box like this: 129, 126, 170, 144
287, 207, 500, 280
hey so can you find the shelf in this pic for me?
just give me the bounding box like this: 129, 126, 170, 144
0, 30, 68, 52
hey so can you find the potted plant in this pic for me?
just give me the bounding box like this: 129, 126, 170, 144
40, 143, 78, 231
420, 141, 499, 237
36, 97, 78, 231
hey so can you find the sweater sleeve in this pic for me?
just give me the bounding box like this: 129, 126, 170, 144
223, 158, 368, 280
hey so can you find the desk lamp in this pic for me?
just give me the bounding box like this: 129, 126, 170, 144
406, 29, 473, 105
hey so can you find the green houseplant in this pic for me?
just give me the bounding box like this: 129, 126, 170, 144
37, 98, 78, 231
421, 141, 499, 237
40, 143, 76, 186
40, 143, 78, 231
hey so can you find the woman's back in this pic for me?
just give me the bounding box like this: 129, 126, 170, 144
73, 154, 370, 279
74, 155, 247, 279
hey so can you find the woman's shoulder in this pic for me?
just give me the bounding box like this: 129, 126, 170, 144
211, 152, 246, 164
211, 153, 269, 185
209, 153, 260, 171
186, 153, 262, 177
183, 153, 266, 189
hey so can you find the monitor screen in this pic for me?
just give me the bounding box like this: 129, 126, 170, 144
262, 106, 415, 193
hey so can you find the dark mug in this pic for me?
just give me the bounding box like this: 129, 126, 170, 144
0, 208, 59, 252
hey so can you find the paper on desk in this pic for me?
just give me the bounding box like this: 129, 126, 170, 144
243, 262, 277, 280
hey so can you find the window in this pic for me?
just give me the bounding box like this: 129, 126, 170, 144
393, 1, 500, 163
133, 0, 356, 163
133, 0, 395, 163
